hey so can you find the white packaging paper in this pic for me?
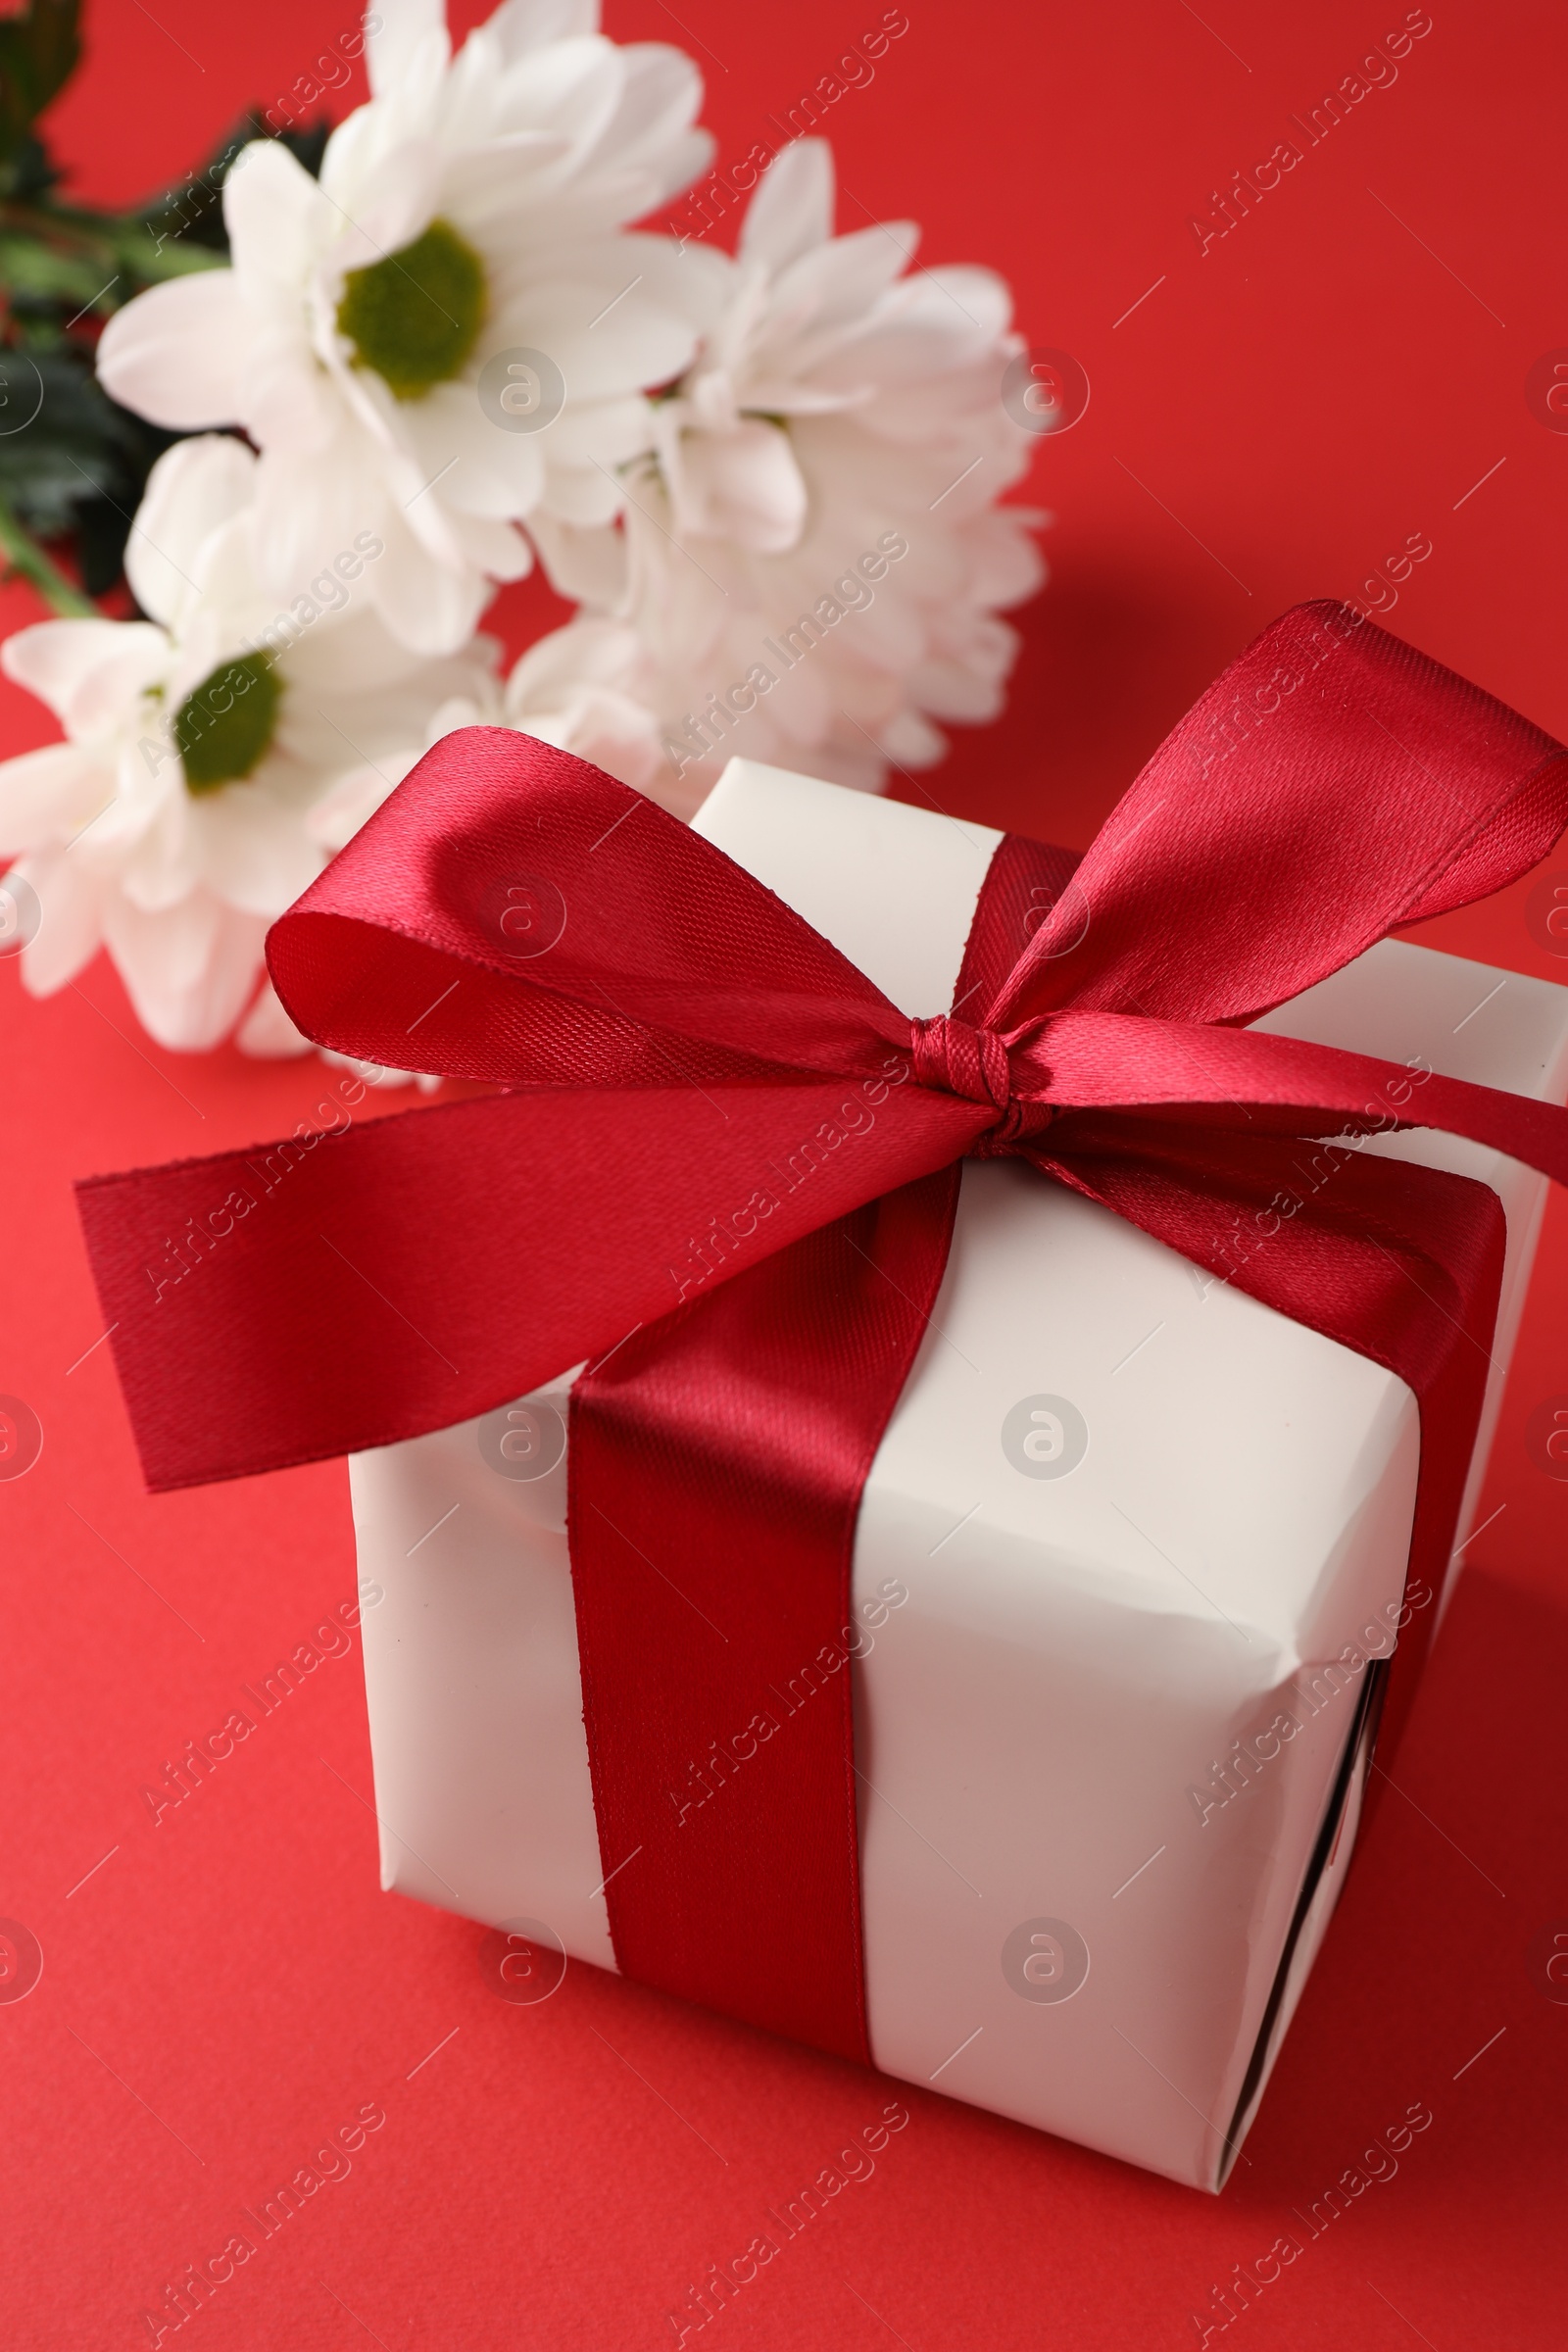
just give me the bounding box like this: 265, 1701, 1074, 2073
348, 759, 1568, 2188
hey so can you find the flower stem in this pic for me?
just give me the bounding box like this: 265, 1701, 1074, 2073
0, 491, 97, 617
0, 199, 227, 288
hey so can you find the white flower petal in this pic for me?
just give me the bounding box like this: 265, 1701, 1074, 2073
365, 510, 494, 653
907, 264, 1014, 341
668, 418, 807, 552
246, 323, 343, 451
236, 976, 314, 1057
278, 655, 492, 771
399, 379, 547, 520
247, 442, 384, 604
367, 0, 450, 101
189, 783, 325, 916
222, 138, 325, 294
738, 140, 835, 275
506, 612, 639, 700
519, 281, 697, 400
277, 605, 416, 696
3, 619, 149, 726
305, 760, 402, 851
807, 288, 1013, 403
761, 220, 921, 353
11, 846, 107, 994
488, 0, 601, 66
496, 42, 710, 220
602, 45, 705, 163
962, 509, 1049, 608
512, 689, 661, 789
426, 692, 494, 741
526, 30, 625, 119
527, 513, 628, 605
318, 1046, 439, 1090
882, 709, 949, 767
95, 271, 255, 428
124, 435, 257, 629
427, 129, 576, 231
0, 743, 113, 852
8, 620, 171, 748
537, 389, 651, 467
102, 888, 270, 1053
323, 139, 444, 273
120, 782, 201, 912
536, 457, 629, 527
439, 508, 533, 580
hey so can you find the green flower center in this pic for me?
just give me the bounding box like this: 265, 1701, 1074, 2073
174, 653, 282, 794
336, 219, 488, 401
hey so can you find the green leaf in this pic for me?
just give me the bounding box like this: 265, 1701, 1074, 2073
0, 486, 93, 615
0, 0, 81, 180
0, 41, 332, 601
0, 227, 112, 306
110, 220, 229, 285
5, 130, 61, 205
0, 342, 180, 591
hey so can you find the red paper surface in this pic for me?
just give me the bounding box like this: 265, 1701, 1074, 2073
4, 4, 1567, 2344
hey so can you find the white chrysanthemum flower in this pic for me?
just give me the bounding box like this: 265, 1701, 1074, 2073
0, 434, 497, 1051
530, 138, 1044, 815
96, 0, 717, 656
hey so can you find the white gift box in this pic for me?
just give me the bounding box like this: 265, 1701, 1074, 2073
347, 759, 1568, 2189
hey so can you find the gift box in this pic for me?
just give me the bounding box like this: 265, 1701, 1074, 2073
344, 753, 1566, 2191
77, 605, 1568, 2192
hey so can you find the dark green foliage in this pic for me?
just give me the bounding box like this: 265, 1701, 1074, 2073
0, 346, 179, 593
0, 0, 79, 195
0, 5, 330, 608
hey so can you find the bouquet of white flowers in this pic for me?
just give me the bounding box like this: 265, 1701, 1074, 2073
0, 0, 1043, 1064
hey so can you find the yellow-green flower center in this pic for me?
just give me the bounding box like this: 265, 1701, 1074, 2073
336, 219, 488, 400
174, 654, 282, 794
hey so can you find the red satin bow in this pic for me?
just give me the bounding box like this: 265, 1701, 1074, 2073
77, 602, 1568, 2064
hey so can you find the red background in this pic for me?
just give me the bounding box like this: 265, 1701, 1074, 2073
4, 2, 1567, 2344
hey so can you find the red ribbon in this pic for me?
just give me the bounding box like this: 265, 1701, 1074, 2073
78, 602, 1568, 2063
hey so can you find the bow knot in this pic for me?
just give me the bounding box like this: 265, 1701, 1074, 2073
908, 1013, 1052, 1152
